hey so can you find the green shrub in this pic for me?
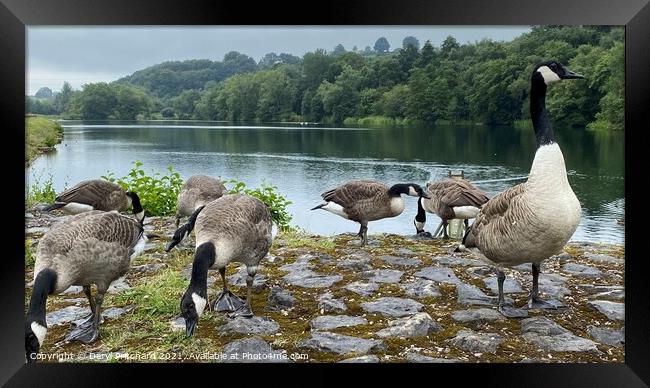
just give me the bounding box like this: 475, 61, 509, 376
103, 161, 184, 217
26, 173, 59, 204
227, 180, 293, 231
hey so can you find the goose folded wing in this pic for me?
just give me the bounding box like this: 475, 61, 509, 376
321, 182, 383, 208
56, 182, 114, 207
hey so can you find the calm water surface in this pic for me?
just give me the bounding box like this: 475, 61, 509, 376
27, 121, 625, 244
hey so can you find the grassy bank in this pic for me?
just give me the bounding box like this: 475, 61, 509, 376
26, 116, 64, 165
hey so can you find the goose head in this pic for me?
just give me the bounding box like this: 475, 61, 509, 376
389, 183, 430, 199
25, 320, 47, 363
180, 288, 207, 337
125, 191, 145, 222
533, 60, 584, 86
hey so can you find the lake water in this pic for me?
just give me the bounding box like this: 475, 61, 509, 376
27, 121, 625, 244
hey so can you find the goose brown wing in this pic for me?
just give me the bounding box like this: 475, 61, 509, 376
321, 180, 386, 209
465, 183, 526, 248
55, 179, 121, 208
445, 180, 490, 208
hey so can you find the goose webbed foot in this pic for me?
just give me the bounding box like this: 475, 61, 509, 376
226, 304, 254, 319
66, 320, 100, 344
498, 303, 529, 318
528, 296, 565, 310
416, 231, 433, 238
212, 290, 245, 312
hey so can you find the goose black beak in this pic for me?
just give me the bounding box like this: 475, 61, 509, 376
185, 317, 197, 337
165, 240, 179, 252
561, 68, 584, 80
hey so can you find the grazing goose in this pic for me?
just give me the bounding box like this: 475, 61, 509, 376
25, 210, 146, 362
175, 175, 226, 227
414, 178, 489, 239
43, 179, 144, 221
456, 60, 584, 318
311, 180, 429, 246
165, 194, 272, 337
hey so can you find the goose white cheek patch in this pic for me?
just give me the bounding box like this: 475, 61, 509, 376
192, 293, 207, 317
408, 186, 418, 196
537, 66, 561, 85
31, 322, 47, 346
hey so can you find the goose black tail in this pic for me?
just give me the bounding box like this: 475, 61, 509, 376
311, 203, 326, 211
42, 202, 65, 212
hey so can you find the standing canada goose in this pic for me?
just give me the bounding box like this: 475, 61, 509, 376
311, 180, 430, 246
165, 194, 272, 337
414, 178, 489, 239
25, 210, 146, 362
43, 179, 144, 221
456, 60, 584, 318
175, 175, 226, 228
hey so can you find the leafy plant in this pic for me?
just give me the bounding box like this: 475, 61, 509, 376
102, 161, 183, 217
227, 179, 293, 231
26, 173, 59, 204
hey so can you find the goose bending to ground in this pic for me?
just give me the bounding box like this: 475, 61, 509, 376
311, 180, 429, 246
456, 60, 584, 318
25, 210, 146, 362
175, 175, 226, 227
414, 179, 489, 239
43, 179, 144, 221
165, 194, 272, 337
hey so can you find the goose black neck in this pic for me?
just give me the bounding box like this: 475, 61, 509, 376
530, 79, 555, 147
27, 269, 57, 324
189, 242, 215, 292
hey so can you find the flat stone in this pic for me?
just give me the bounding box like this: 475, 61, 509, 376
376, 313, 442, 338
395, 248, 415, 256
267, 287, 295, 310
538, 274, 571, 298
483, 276, 525, 294
466, 267, 494, 277
400, 279, 441, 298
132, 263, 167, 274
414, 267, 462, 285
457, 283, 500, 306
562, 263, 602, 277
344, 281, 379, 296
448, 329, 503, 354
46, 306, 89, 326
279, 261, 311, 272
521, 317, 600, 353
101, 305, 135, 320
379, 255, 422, 267
169, 317, 185, 332
222, 337, 288, 363
361, 297, 424, 317
61, 286, 83, 295
587, 326, 624, 347
434, 256, 483, 267
298, 331, 385, 355
311, 315, 368, 330
512, 263, 533, 272
107, 277, 131, 294
360, 269, 404, 284
218, 316, 280, 335
588, 300, 624, 321
452, 308, 505, 323
405, 352, 459, 363
338, 355, 380, 363
583, 252, 624, 264
26, 227, 50, 235
317, 292, 347, 313
283, 269, 343, 288
227, 266, 268, 289
336, 255, 373, 271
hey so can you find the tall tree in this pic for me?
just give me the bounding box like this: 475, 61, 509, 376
402, 36, 420, 49
374, 37, 390, 53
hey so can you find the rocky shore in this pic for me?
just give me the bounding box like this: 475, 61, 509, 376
25, 207, 625, 363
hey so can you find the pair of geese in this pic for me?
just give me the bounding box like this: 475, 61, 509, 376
26, 61, 583, 362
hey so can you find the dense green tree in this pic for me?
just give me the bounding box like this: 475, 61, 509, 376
53, 81, 73, 114
333, 44, 346, 55
34, 87, 53, 98
402, 36, 420, 49
374, 37, 390, 53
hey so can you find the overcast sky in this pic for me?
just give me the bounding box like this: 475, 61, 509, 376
27, 26, 530, 95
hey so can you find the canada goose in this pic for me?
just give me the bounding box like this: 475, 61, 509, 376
165, 194, 272, 337
414, 179, 489, 239
311, 180, 430, 246
175, 175, 226, 228
43, 179, 144, 221
456, 60, 584, 318
25, 210, 146, 362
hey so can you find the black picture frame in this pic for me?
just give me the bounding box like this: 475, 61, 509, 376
1, 0, 648, 386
